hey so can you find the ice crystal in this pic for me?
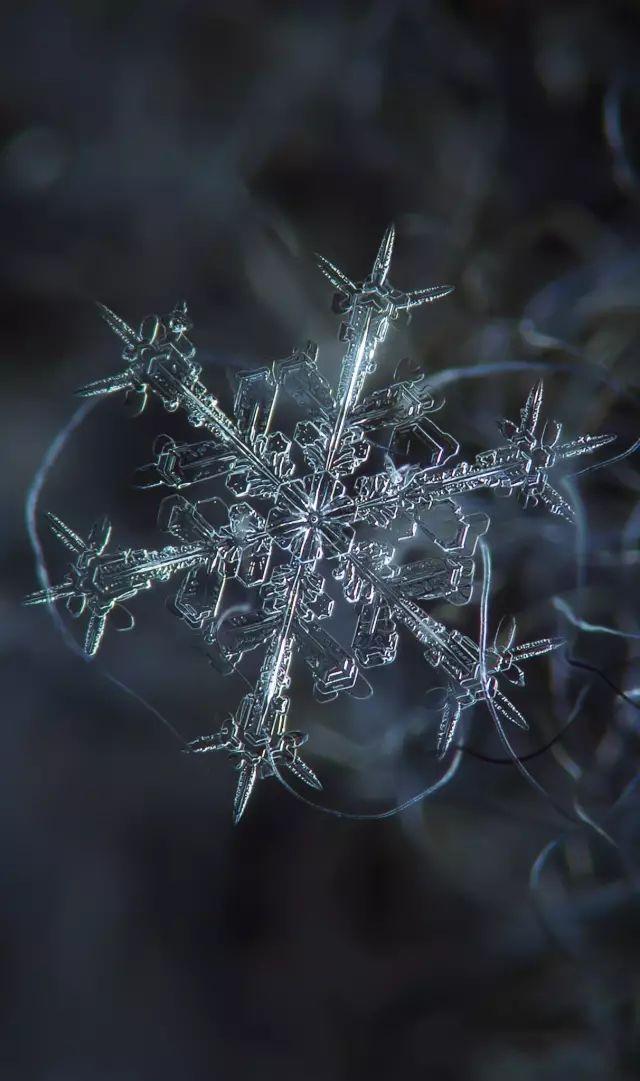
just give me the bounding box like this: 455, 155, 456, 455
25, 226, 616, 822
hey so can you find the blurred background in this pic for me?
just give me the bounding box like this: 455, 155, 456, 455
1, 1, 640, 1078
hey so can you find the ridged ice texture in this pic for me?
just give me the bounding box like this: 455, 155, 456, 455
24, 226, 615, 821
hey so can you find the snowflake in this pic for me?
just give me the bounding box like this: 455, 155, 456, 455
24, 226, 615, 822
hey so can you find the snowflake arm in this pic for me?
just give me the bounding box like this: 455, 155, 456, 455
355, 380, 614, 524
189, 563, 324, 822
23, 508, 218, 655
78, 302, 298, 505
316, 224, 453, 474
326, 524, 562, 756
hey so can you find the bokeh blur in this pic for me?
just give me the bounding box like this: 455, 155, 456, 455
1, 1, 640, 1079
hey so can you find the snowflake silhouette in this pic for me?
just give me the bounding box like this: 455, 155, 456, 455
24, 226, 615, 822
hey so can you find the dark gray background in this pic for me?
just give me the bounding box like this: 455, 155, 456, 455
1, 2, 640, 1079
